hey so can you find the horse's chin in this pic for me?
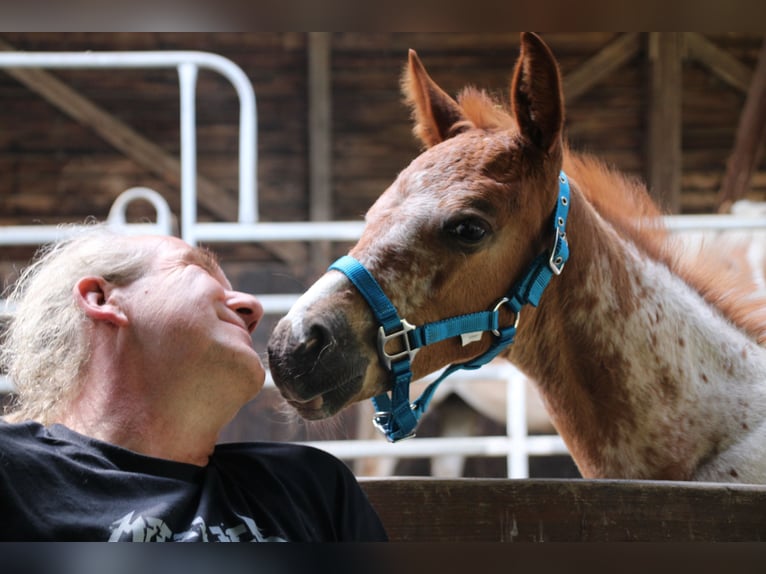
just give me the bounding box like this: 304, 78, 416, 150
286, 402, 334, 420
285, 396, 329, 420
282, 377, 369, 420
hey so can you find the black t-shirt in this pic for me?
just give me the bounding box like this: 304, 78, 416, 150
0, 421, 387, 542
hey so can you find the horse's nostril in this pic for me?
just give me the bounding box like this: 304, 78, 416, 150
304, 322, 334, 361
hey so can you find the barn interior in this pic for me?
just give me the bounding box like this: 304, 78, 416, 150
1, 33, 765, 479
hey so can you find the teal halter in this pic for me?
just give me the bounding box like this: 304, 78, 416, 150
329, 171, 571, 442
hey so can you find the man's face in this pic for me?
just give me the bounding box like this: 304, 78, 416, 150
117, 236, 266, 411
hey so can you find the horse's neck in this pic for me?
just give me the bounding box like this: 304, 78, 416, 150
509, 190, 766, 481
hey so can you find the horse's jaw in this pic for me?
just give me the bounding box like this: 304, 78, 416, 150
267, 272, 385, 419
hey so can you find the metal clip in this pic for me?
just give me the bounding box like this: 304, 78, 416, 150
372, 411, 417, 442
372, 411, 392, 436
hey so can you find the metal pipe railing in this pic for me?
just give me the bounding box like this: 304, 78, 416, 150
0, 50, 258, 245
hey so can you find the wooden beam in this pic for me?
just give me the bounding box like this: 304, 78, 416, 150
685, 32, 753, 94
308, 32, 333, 280
647, 33, 684, 213
563, 33, 642, 103
361, 478, 766, 542
0, 37, 238, 223
716, 37, 766, 212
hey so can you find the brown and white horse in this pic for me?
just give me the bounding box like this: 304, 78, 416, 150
268, 32, 766, 483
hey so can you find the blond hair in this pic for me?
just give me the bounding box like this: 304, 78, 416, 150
1, 225, 154, 423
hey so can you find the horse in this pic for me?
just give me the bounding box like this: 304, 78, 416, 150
354, 202, 766, 478
267, 32, 766, 483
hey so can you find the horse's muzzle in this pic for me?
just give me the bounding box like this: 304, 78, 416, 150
266, 312, 371, 419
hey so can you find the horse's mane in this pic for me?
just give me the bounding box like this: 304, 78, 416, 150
566, 153, 766, 346
455, 86, 766, 345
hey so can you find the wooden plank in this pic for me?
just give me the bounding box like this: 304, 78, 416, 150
716, 38, 766, 211
563, 33, 642, 103
0, 37, 240, 223
360, 478, 766, 542
647, 33, 683, 212
308, 32, 332, 278
686, 32, 753, 94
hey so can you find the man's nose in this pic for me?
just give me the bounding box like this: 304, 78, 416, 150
227, 291, 264, 334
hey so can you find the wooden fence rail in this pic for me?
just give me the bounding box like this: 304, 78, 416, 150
360, 478, 766, 542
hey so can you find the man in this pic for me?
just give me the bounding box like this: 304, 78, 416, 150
0, 226, 387, 542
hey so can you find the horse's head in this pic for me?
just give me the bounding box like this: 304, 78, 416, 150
267, 32, 567, 420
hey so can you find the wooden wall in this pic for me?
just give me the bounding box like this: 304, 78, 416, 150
1, 33, 765, 465
0, 33, 762, 226
0, 33, 308, 235
1, 32, 765, 344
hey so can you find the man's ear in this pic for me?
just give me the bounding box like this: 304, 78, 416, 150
74, 276, 129, 327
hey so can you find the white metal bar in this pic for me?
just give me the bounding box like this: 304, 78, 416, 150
663, 214, 766, 231
106, 186, 174, 235
0, 186, 173, 245
507, 366, 529, 478
190, 221, 366, 242
0, 222, 169, 245
300, 435, 569, 460
0, 375, 12, 393
0, 225, 96, 245
178, 62, 198, 245
256, 294, 301, 315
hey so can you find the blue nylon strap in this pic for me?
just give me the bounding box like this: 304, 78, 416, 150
507, 252, 549, 310
329, 257, 503, 440
329, 255, 402, 334
330, 255, 422, 440
412, 322, 518, 416
328, 171, 571, 442
507, 172, 570, 310
371, 357, 420, 441
331, 256, 501, 346
410, 311, 499, 348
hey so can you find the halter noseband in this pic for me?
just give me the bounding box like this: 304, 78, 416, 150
329, 171, 571, 442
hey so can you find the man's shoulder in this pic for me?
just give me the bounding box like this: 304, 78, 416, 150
210, 440, 357, 486
0, 419, 50, 449
213, 440, 343, 467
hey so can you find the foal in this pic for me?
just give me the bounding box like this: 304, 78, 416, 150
268, 33, 766, 483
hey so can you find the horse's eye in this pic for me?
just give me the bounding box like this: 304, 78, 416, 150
446, 218, 489, 244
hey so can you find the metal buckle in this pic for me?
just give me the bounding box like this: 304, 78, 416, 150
377, 318, 419, 371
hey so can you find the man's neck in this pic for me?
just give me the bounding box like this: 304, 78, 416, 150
54, 390, 220, 467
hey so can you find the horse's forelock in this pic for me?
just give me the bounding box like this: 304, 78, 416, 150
456, 87, 516, 131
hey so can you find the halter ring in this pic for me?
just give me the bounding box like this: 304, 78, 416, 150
491, 297, 520, 336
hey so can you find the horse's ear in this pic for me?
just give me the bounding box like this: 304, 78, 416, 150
511, 32, 564, 156
403, 49, 466, 148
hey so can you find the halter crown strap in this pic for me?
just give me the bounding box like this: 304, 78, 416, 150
329, 171, 571, 442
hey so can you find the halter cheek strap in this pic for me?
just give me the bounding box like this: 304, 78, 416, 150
329, 171, 571, 442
